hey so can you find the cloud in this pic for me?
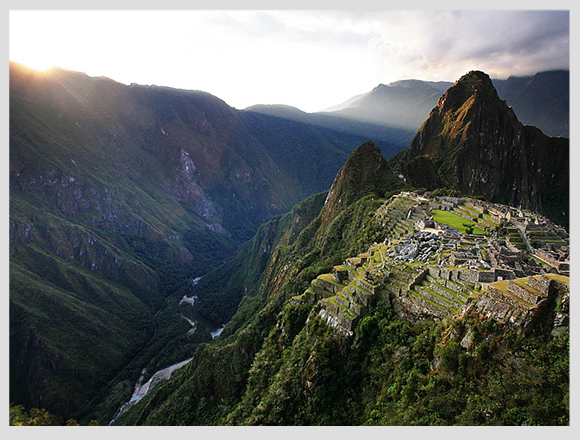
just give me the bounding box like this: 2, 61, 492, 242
352, 10, 569, 80
9, 10, 570, 112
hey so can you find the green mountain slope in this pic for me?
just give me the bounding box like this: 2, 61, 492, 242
112, 141, 410, 425
10, 62, 406, 421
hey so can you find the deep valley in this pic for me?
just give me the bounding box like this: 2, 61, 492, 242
9, 64, 569, 426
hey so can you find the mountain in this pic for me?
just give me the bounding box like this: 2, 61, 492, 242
395, 70, 569, 228
244, 104, 416, 159
10, 63, 569, 425
112, 141, 410, 426
317, 141, 408, 229
322, 71, 569, 138
195, 142, 409, 328
114, 140, 569, 426
322, 80, 453, 130
321, 80, 453, 130
493, 70, 569, 137
9, 62, 408, 420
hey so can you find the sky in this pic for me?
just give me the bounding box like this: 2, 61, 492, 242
8, 5, 571, 113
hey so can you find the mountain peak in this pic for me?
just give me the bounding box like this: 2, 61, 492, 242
434, 70, 501, 115
319, 141, 405, 228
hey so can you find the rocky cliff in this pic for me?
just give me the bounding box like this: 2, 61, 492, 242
318, 141, 408, 230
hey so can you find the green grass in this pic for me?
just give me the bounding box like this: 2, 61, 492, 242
543, 274, 570, 284
530, 255, 552, 267
318, 273, 347, 287
431, 210, 486, 235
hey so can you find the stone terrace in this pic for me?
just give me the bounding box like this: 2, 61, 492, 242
293, 191, 570, 333
474, 274, 570, 327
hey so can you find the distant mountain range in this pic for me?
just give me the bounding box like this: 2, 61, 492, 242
317, 70, 569, 138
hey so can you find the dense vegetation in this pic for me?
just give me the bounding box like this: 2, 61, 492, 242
193, 191, 328, 326
227, 301, 568, 425
9, 404, 98, 426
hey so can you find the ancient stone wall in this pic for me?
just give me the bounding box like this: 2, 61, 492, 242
450, 269, 460, 282
337, 312, 355, 331
526, 276, 550, 296
409, 268, 429, 290
354, 284, 374, 306
444, 279, 464, 293
333, 267, 349, 283
535, 249, 560, 267
427, 282, 457, 301
403, 293, 451, 318
507, 281, 541, 305
485, 285, 528, 312
429, 267, 441, 278
494, 268, 516, 280
459, 269, 479, 284
477, 271, 495, 283
317, 277, 343, 294
310, 282, 325, 296
358, 278, 378, 294
439, 268, 451, 280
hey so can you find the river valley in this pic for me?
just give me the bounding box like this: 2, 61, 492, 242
109, 278, 225, 424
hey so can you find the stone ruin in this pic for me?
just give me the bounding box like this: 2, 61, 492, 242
292, 191, 570, 334
473, 274, 570, 331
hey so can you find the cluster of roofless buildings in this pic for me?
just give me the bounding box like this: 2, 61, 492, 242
293, 191, 569, 335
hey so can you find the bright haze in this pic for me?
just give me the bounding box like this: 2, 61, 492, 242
9, 8, 569, 113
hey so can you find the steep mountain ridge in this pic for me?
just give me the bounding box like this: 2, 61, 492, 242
396, 70, 569, 227
318, 141, 408, 230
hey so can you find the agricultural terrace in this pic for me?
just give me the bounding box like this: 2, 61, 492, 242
431, 209, 485, 235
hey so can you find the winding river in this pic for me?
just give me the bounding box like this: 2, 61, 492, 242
109, 276, 224, 424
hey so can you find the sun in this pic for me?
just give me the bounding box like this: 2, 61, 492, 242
9, 11, 62, 73
11, 57, 55, 72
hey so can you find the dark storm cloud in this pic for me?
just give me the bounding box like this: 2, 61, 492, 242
455, 11, 569, 62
